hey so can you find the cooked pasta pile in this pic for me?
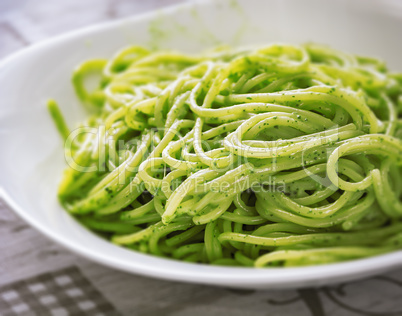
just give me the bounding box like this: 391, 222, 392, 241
49, 43, 402, 267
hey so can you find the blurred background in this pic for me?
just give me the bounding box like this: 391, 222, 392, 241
0, 0, 186, 58
2, 1, 402, 315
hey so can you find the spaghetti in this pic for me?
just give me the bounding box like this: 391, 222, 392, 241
49, 43, 402, 267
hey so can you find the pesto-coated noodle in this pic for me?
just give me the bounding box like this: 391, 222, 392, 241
49, 43, 402, 267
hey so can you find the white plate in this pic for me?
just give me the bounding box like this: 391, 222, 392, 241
1, 0, 402, 289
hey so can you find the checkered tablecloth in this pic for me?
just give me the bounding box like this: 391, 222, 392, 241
2, 1, 402, 315
0, 267, 119, 316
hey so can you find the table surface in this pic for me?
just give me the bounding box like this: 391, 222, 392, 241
1, 0, 402, 315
